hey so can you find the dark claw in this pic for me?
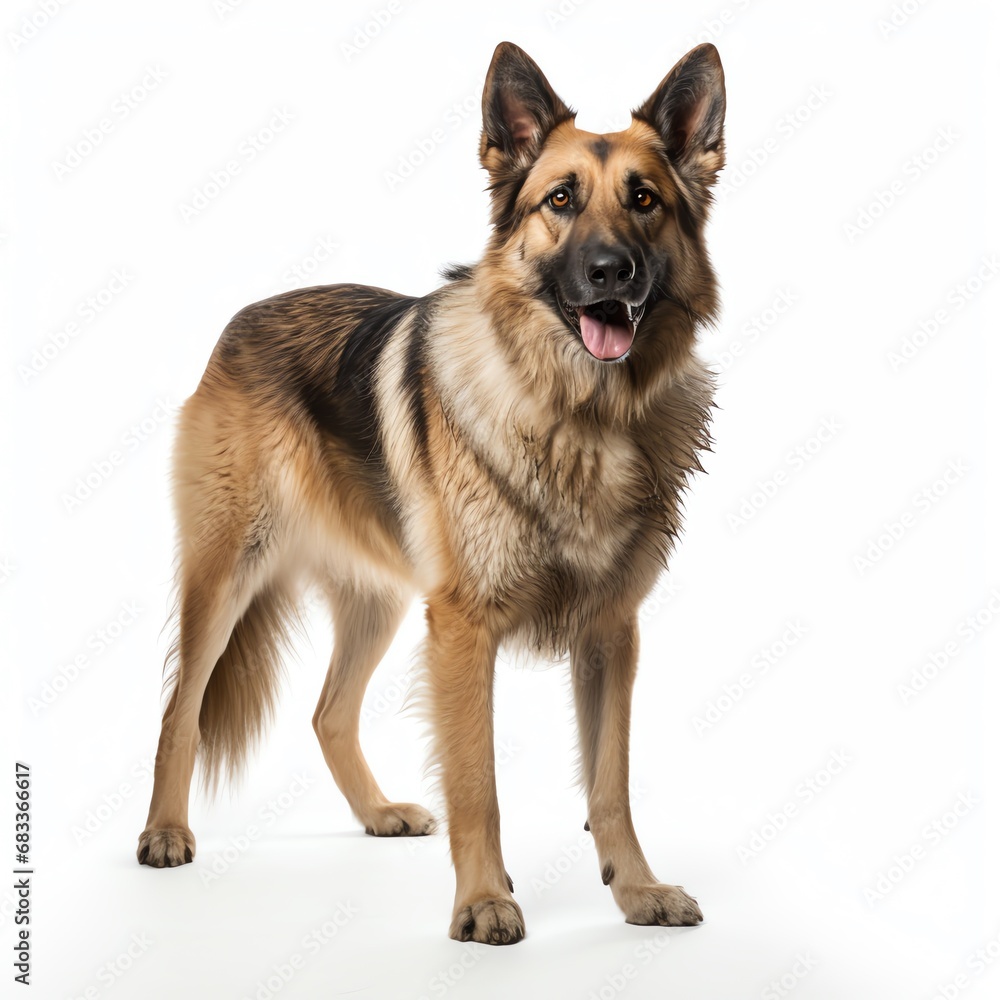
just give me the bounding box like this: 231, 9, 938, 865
138, 845, 149, 865
505, 871, 514, 893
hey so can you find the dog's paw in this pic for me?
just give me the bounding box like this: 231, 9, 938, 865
363, 802, 436, 837
619, 883, 703, 926
450, 897, 525, 945
137, 826, 195, 868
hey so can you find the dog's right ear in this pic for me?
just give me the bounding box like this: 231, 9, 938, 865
480, 42, 574, 176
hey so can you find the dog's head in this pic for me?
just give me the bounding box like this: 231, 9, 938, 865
477, 42, 725, 388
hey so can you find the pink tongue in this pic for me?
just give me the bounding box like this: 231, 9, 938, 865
579, 310, 634, 360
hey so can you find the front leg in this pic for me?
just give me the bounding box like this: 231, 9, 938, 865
571, 619, 703, 927
425, 596, 524, 944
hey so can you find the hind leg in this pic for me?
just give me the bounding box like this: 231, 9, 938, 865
313, 582, 434, 836
138, 549, 255, 868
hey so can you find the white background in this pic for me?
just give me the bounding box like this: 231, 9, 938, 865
3, 1, 999, 998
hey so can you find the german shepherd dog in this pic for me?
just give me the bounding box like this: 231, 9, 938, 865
138, 40, 726, 945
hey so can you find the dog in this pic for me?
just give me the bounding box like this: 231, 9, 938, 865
138, 40, 726, 946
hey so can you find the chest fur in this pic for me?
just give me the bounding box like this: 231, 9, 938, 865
443, 417, 661, 588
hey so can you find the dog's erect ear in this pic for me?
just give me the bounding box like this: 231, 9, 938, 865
633, 44, 726, 188
480, 42, 574, 175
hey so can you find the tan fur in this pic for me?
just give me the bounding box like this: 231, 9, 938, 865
138, 41, 726, 945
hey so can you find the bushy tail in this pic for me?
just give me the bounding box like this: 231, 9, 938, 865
195, 583, 300, 795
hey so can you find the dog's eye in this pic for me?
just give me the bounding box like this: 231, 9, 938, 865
548, 187, 572, 210
633, 188, 657, 211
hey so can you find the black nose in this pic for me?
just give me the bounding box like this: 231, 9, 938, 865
585, 248, 637, 296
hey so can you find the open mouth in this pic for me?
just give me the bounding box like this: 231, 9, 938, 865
556, 297, 646, 362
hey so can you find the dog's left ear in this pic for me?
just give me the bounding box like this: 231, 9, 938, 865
634, 43, 726, 188
480, 42, 574, 175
